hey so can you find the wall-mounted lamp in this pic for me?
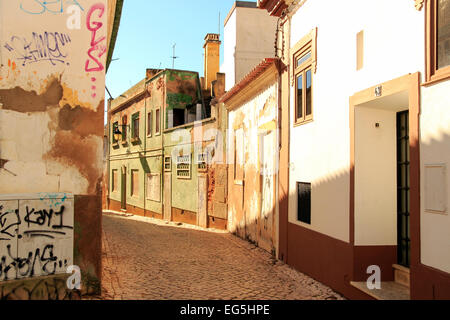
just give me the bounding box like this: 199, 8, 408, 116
113, 124, 129, 142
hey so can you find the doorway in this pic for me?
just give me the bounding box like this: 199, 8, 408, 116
259, 130, 276, 253
121, 168, 127, 210
349, 73, 420, 286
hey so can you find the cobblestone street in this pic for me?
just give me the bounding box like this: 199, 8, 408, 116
97, 213, 343, 300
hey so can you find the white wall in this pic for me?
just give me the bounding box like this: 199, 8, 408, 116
221, 5, 277, 91
354, 107, 397, 246
287, 0, 450, 274
420, 80, 450, 273
288, 0, 424, 243
235, 7, 278, 85
222, 9, 237, 91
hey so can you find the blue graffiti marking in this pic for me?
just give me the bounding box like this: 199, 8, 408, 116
20, 0, 84, 15
39, 193, 68, 209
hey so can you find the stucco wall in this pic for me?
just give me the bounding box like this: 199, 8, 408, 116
0, 1, 107, 295
354, 107, 397, 246
420, 80, 450, 274
287, 0, 450, 275
221, 5, 277, 91
288, 0, 424, 243
227, 80, 278, 252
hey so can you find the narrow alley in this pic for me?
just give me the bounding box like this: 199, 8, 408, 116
98, 213, 343, 300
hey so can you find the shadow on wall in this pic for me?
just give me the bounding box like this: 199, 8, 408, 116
277, 129, 450, 300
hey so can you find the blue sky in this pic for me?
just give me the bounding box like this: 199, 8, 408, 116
106, 0, 239, 100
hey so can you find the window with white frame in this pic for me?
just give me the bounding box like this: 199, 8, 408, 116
176, 154, 191, 179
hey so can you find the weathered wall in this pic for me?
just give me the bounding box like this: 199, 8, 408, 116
108, 70, 227, 229
164, 119, 217, 215
227, 79, 278, 253
0, 274, 81, 300
0, 193, 73, 280
0, 0, 108, 296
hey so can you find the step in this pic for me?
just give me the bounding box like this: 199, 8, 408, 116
350, 281, 410, 300
393, 264, 410, 288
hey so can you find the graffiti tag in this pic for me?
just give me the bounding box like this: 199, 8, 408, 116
20, 0, 84, 15
85, 3, 106, 73
0, 198, 73, 282
4, 32, 72, 67
0, 244, 68, 281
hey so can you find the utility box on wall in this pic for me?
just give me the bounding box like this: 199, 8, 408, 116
0, 193, 74, 282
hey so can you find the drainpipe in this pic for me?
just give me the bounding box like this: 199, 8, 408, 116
143, 80, 147, 215
107, 99, 112, 210
162, 72, 166, 219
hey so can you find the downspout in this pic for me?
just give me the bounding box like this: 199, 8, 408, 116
277, 6, 291, 263
162, 71, 167, 219
143, 80, 148, 215
107, 99, 112, 209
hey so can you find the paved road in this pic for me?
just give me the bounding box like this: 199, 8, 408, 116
99, 213, 343, 300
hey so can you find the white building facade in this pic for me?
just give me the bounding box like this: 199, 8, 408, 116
259, 0, 450, 300
221, 1, 278, 91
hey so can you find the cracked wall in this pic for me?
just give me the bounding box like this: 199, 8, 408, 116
0, 0, 108, 296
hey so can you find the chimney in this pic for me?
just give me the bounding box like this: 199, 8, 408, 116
211, 73, 226, 99
203, 33, 221, 90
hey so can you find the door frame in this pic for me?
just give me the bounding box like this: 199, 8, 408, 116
121, 165, 127, 210
349, 72, 421, 281
258, 129, 277, 253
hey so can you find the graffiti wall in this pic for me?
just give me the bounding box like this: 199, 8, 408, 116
0, 0, 108, 296
0, 193, 73, 282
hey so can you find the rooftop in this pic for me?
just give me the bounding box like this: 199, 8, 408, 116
224, 1, 258, 26
220, 58, 279, 104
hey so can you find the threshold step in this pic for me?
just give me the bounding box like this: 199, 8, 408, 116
350, 281, 410, 300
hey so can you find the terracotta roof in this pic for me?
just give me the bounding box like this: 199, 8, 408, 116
257, 0, 287, 17
220, 58, 280, 103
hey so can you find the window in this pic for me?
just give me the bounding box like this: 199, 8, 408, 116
121, 116, 127, 142
147, 173, 161, 202
297, 182, 311, 224
112, 122, 119, 143
291, 28, 317, 125
131, 112, 140, 140
426, 0, 450, 83
112, 169, 118, 192
155, 109, 161, 135
131, 170, 139, 196
234, 128, 244, 182
295, 67, 312, 123
147, 111, 152, 136
197, 153, 208, 172
176, 154, 191, 179
164, 156, 172, 171
356, 30, 364, 71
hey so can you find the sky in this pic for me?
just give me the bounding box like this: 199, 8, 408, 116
105, 0, 239, 100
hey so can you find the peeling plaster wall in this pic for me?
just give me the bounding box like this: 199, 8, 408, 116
227, 81, 278, 252
0, 1, 106, 194
0, 0, 107, 295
